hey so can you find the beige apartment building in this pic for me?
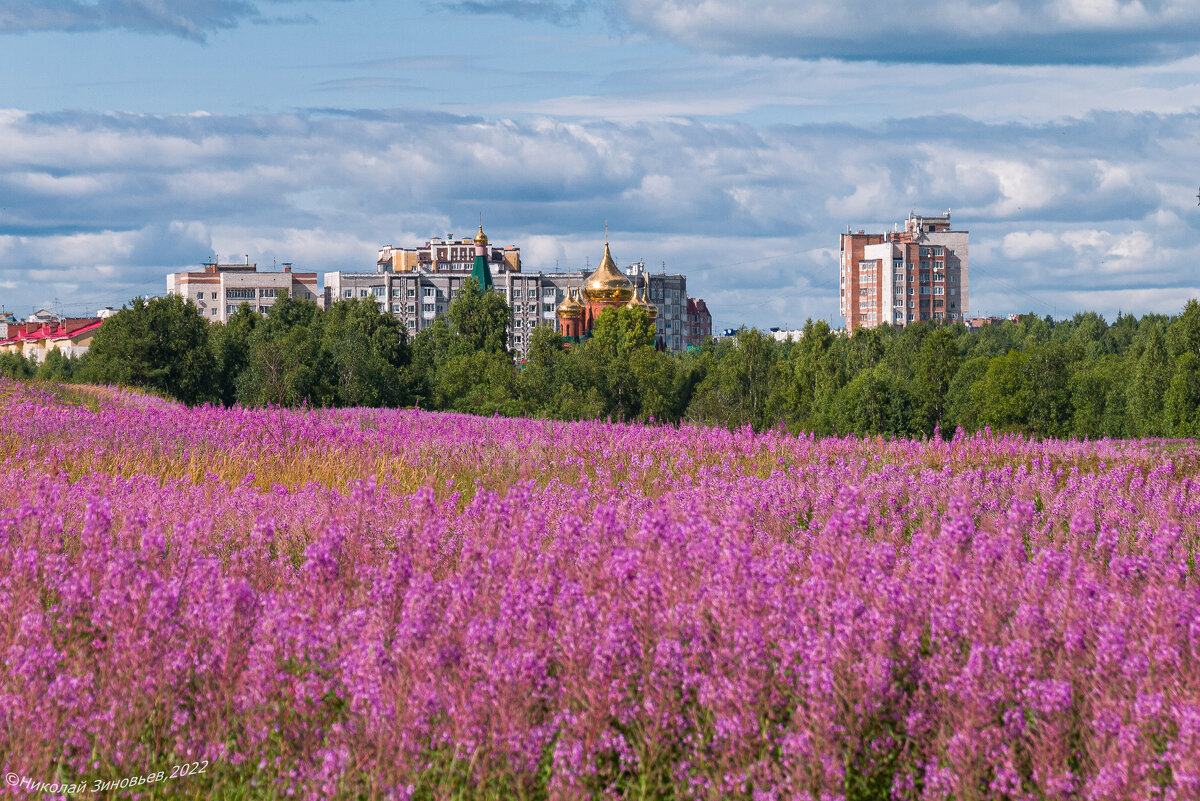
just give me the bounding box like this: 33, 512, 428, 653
166, 261, 320, 323
839, 211, 969, 333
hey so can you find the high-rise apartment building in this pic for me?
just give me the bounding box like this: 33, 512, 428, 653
839, 211, 968, 333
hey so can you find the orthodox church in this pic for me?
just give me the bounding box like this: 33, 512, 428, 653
556, 240, 657, 340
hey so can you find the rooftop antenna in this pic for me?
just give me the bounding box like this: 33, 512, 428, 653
604, 219, 608, 244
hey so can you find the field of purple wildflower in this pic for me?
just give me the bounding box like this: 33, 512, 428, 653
1, 377, 1198, 800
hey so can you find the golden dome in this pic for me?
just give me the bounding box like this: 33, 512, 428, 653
556, 285, 583, 319
474, 223, 488, 246
626, 282, 658, 320
582, 242, 633, 305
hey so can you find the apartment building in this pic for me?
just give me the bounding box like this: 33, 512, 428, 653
166, 261, 320, 323
323, 263, 693, 358
839, 211, 969, 333
328, 226, 697, 357
684, 297, 712, 348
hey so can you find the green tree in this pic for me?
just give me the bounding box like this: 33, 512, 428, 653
1167, 298, 1200, 361
832, 362, 917, 437
37, 349, 80, 382
1069, 354, 1129, 439
974, 350, 1031, 433
1021, 341, 1078, 439
589, 305, 655, 359
1164, 352, 1200, 437
85, 294, 216, 405
912, 327, 961, 435
1131, 325, 1171, 436
237, 293, 330, 407
446, 277, 510, 354
0, 353, 35, 380
436, 350, 519, 415
780, 319, 835, 431
944, 355, 989, 434
322, 297, 412, 407
685, 327, 781, 431
209, 304, 259, 406
517, 323, 566, 415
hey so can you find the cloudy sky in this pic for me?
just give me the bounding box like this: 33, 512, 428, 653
2, 0, 1200, 329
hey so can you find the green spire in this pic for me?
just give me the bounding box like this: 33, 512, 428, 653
471, 254, 493, 291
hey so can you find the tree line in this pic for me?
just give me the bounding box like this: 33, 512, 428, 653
4, 282, 1200, 439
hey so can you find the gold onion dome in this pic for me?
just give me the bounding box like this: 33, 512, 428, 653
583, 242, 634, 304
627, 283, 658, 320
474, 224, 488, 245
557, 285, 583, 319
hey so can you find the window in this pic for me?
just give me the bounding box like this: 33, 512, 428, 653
528, 289, 536, 298
932, 247, 944, 256
226, 288, 255, 299
513, 304, 522, 314
392, 304, 401, 313
920, 286, 931, 295
212, 292, 218, 300
516, 335, 523, 343
226, 305, 238, 314
260, 288, 278, 298
949, 274, 957, 283
950, 288, 957, 296
407, 303, 415, 313
407, 320, 415, 328
514, 319, 523, 328
344, 289, 353, 298
407, 288, 415, 298
392, 288, 402, 297
424, 287, 434, 297
934, 287, 944, 295
211, 309, 217, 316
908, 287, 915, 295
196, 292, 203, 300
373, 287, 384, 297
360, 289, 369, 298
423, 303, 434, 313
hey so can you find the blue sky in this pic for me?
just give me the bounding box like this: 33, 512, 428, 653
2, 0, 1200, 330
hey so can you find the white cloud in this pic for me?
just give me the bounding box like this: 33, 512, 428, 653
1002, 230, 1063, 260
613, 0, 1200, 63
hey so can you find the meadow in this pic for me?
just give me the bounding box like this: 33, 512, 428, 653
0, 377, 1198, 800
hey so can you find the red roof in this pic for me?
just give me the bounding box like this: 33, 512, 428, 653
50, 319, 104, 341
1, 317, 103, 346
